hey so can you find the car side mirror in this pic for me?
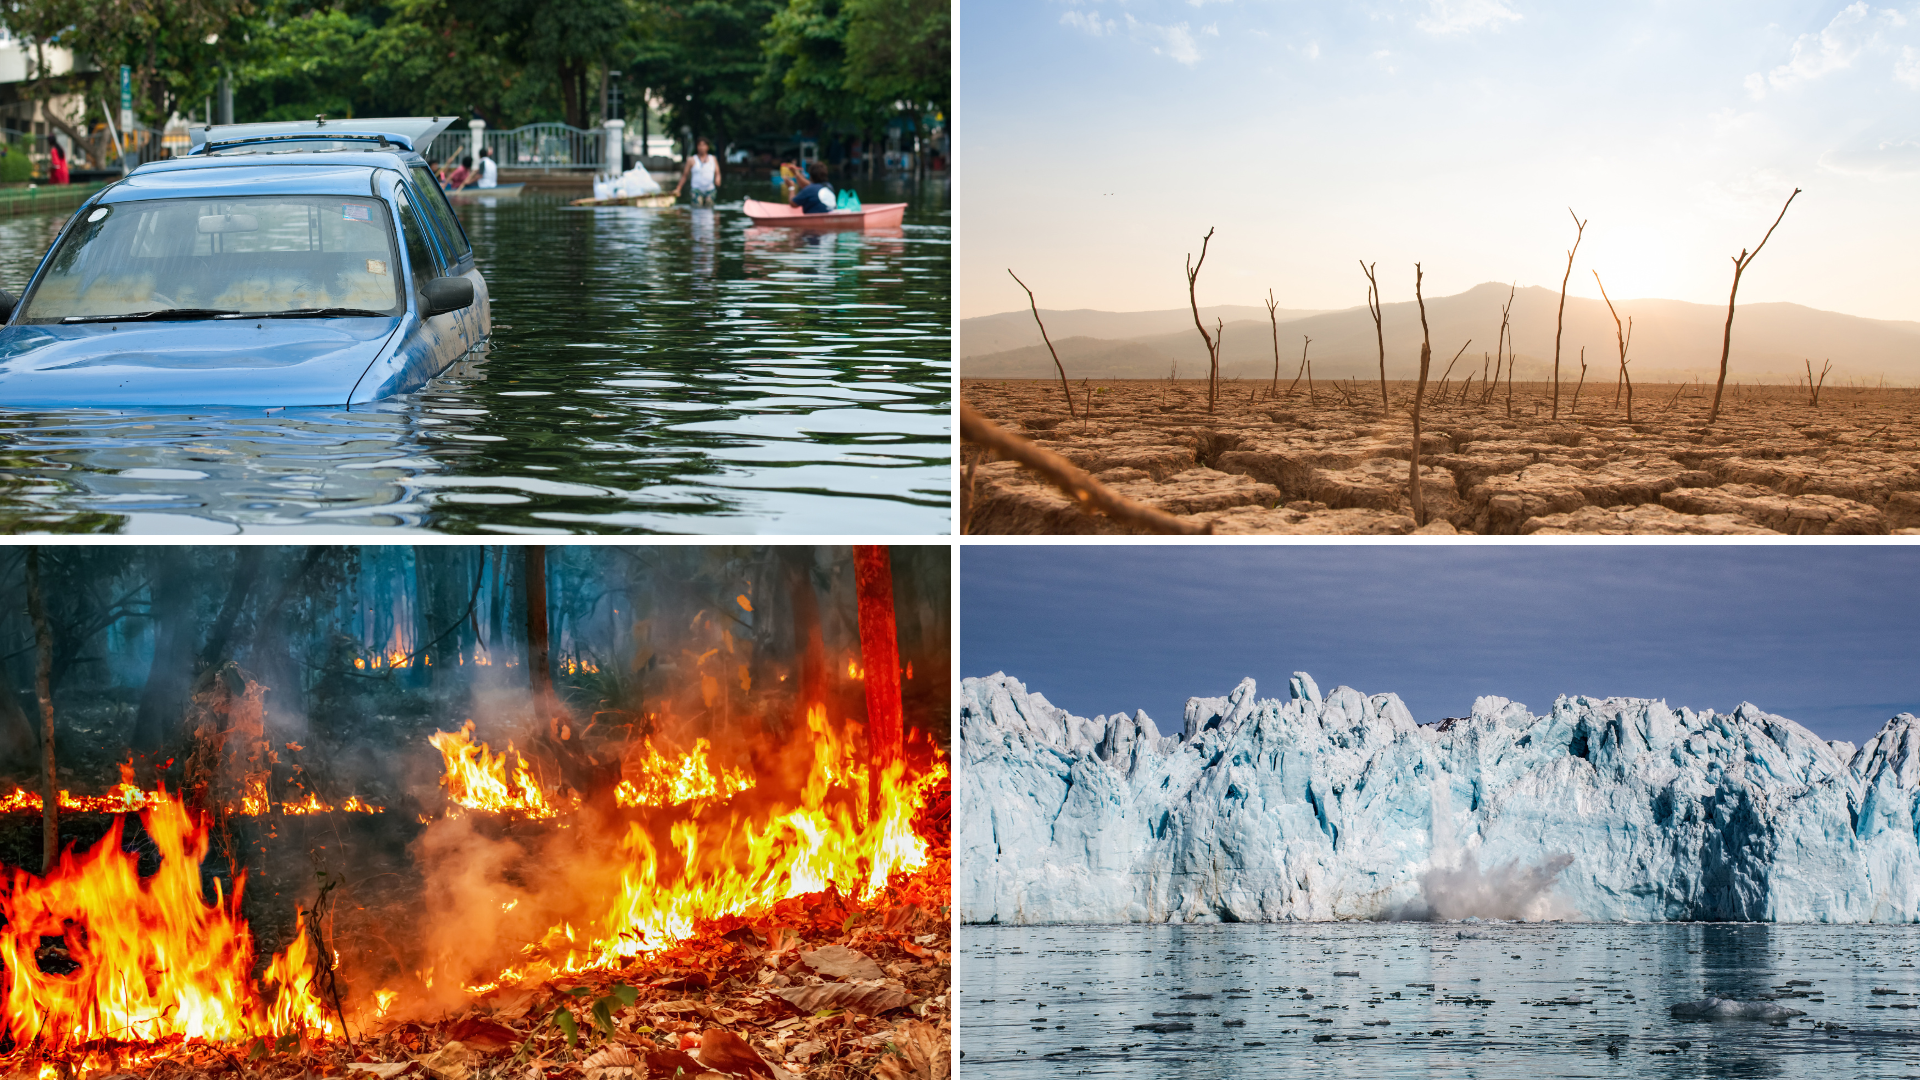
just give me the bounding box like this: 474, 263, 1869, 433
0, 290, 15, 323
421, 276, 474, 317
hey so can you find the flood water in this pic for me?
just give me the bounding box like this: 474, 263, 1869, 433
961, 922, 1920, 1078
0, 179, 949, 533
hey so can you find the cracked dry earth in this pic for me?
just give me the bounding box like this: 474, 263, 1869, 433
961, 379, 1920, 535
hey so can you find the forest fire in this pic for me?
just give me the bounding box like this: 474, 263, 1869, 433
0, 793, 338, 1056
0, 544, 949, 1079
613, 737, 756, 808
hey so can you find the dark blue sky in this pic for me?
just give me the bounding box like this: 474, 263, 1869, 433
962, 546, 1920, 747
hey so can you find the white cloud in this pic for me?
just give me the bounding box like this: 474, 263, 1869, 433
1898, 44, 1920, 86
1820, 137, 1920, 177
1124, 13, 1202, 64
1417, 0, 1521, 35
1202, 22, 1219, 36
1746, 2, 1910, 98
1061, 9, 1117, 36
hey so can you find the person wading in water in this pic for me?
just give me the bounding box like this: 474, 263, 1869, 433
674, 139, 722, 207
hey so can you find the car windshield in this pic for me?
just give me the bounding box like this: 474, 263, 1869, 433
19, 195, 404, 323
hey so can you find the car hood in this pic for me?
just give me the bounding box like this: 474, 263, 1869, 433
0, 318, 402, 408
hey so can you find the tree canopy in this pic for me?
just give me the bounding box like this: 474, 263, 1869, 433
2, 0, 947, 148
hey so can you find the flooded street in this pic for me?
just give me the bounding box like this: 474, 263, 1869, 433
0, 180, 949, 533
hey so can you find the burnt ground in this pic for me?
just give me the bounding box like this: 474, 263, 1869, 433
962, 378, 1920, 535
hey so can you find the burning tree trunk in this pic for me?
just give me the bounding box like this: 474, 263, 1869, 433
1361, 260, 1386, 409
1552, 208, 1587, 419
527, 545, 555, 721
26, 547, 55, 873
1708, 188, 1801, 425
852, 546, 902, 821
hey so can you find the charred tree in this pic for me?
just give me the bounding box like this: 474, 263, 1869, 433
1361, 261, 1387, 409
526, 545, 554, 721
197, 547, 264, 675
1185, 228, 1222, 414
784, 547, 828, 713
1008, 269, 1075, 419
26, 548, 55, 873
132, 550, 198, 753
852, 546, 903, 821
1552, 208, 1587, 419
1709, 188, 1801, 425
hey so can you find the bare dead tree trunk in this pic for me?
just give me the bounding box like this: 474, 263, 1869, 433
1595, 271, 1634, 422
1410, 264, 1433, 527
1432, 340, 1470, 407
26, 548, 55, 873
1185, 228, 1221, 414
1708, 188, 1801, 425
1361, 261, 1386, 409
1497, 283, 1515, 417
1552, 208, 1587, 419
1570, 346, 1587, 415
1266, 290, 1281, 398
1304, 340, 1315, 404
1287, 336, 1310, 397
851, 546, 903, 822
1807, 358, 1832, 405
1008, 269, 1075, 419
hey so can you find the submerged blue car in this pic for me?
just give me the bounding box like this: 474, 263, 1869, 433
0, 116, 489, 408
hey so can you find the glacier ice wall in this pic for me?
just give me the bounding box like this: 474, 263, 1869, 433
957, 672, 1920, 924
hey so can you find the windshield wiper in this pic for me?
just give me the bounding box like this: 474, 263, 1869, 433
61, 308, 243, 323
264, 307, 393, 318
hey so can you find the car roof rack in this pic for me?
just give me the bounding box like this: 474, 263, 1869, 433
190, 116, 459, 156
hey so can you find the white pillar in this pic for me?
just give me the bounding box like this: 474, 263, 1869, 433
602, 118, 625, 179
469, 118, 486, 167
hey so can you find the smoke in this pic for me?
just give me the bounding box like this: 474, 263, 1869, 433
1391, 777, 1580, 921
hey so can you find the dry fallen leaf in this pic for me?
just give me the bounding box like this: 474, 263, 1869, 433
799, 945, 884, 982
446, 1017, 519, 1053
871, 1021, 948, 1080
774, 982, 914, 1015
346, 1065, 422, 1080
696, 1028, 775, 1078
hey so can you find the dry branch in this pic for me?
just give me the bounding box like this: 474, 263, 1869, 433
1595, 271, 1633, 422
1361, 260, 1387, 409
960, 403, 1210, 534
1553, 208, 1587, 419
1185, 229, 1221, 414
1708, 188, 1802, 424
1266, 290, 1281, 398
1008, 269, 1075, 419
1410, 264, 1433, 527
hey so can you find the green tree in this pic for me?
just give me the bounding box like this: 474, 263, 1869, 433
842, 0, 944, 116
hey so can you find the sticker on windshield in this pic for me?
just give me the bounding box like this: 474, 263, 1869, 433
366, 259, 387, 275
342, 204, 372, 222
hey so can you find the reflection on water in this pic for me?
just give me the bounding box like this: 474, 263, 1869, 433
0, 181, 949, 533
961, 923, 1920, 1078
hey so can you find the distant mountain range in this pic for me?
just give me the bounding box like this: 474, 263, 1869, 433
962, 284, 1920, 385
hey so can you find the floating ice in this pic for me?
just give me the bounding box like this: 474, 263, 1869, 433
957, 672, 1920, 923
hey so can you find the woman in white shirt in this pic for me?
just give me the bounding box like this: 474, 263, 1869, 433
673, 139, 722, 207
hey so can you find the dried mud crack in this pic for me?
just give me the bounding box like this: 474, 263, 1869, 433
961, 379, 1920, 535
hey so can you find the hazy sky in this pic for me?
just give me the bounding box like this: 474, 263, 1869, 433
962, 546, 1920, 747
961, 1, 1920, 322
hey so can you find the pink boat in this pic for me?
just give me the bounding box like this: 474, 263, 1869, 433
742, 197, 907, 229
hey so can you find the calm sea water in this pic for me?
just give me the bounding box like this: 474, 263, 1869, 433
961, 923, 1920, 1078
0, 179, 949, 534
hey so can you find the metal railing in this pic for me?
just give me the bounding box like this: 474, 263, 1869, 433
425, 123, 608, 172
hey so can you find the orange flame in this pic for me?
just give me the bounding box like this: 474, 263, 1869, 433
428, 721, 569, 818
0, 792, 337, 1053
613, 738, 755, 808
476, 705, 941, 985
